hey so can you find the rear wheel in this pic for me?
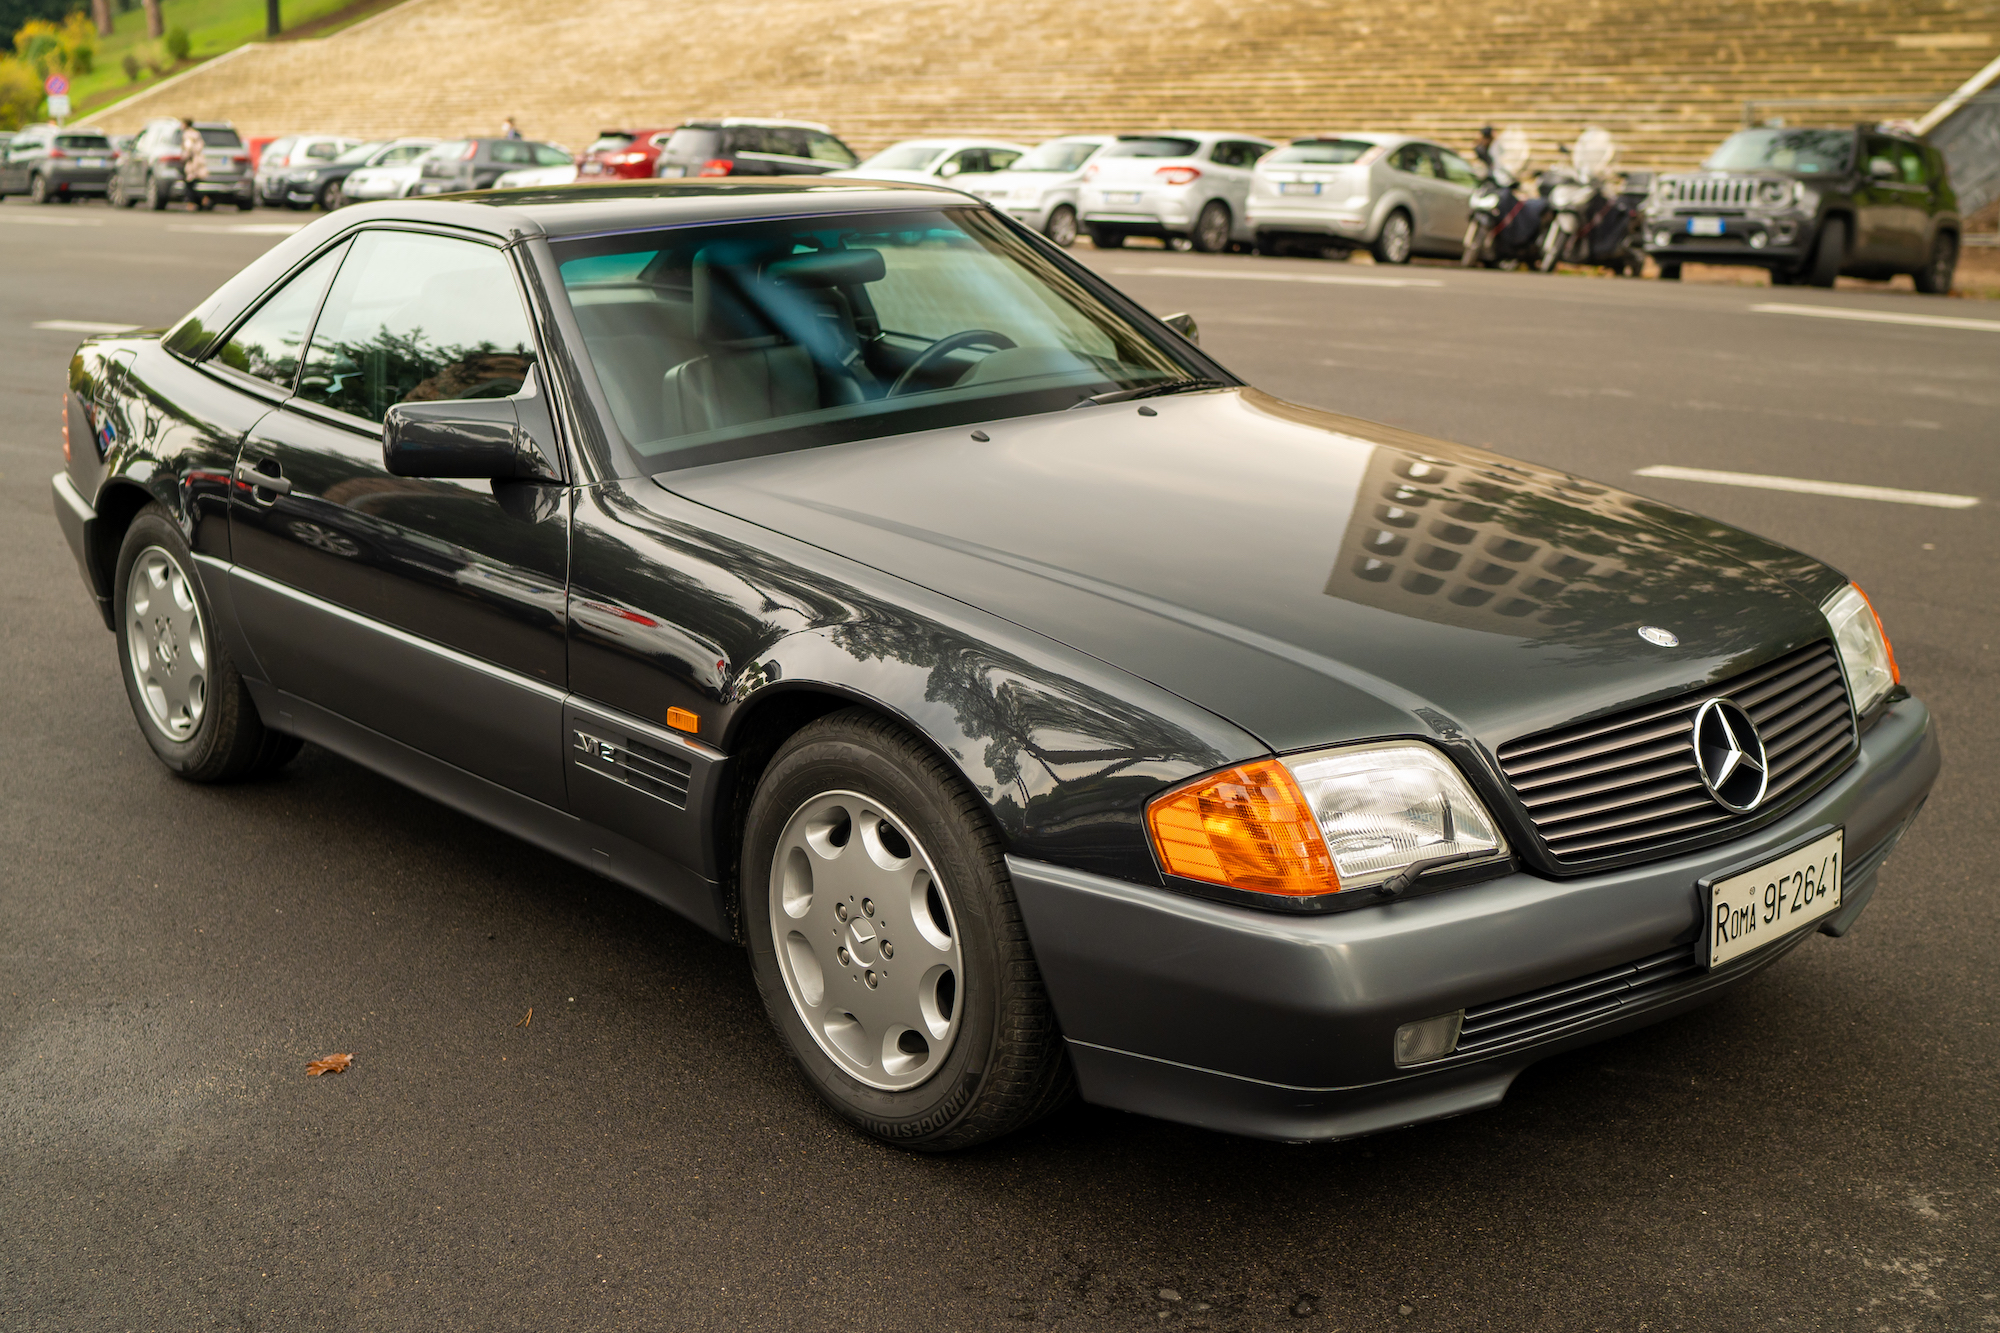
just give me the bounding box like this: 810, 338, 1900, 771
1191, 199, 1231, 253
742, 708, 1071, 1150
1914, 230, 1957, 295
1087, 226, 1125, 249
1043, 203, 1077, 248
1806, 217, 1846, 288
1372, 208, 1413, 264
114, 505, 301, 782
29, 172, 49, 204
146, 173, 168, 210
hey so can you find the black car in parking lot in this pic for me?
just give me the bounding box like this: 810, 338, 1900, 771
1643, 125, 1960, 291
275, 138, 438, 210
51, 180, 1936, 1151
413, 137, 571, 194
0, 125, 118, 203
652, 118, 858, 178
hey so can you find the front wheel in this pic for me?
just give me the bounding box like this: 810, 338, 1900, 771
1191, 199, 1231, 253
1372, 208, 1413, 264
742, 709, 1071, 1150
1043, 203, 1077, 248
29, 172, 49, 204
1806, 217, 1846, 288
114, 506, 302, 782
146, 173, 168, 210
1914, 230, 1957, 295
1460, 220, 1489, 267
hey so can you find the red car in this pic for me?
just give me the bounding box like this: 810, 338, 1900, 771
576, 128, 675, 181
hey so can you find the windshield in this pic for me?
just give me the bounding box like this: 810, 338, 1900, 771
555, 207, 1214, 471
1268, 139, 1373, 165
334, 141, 385, 165
589, 134, 635, 153
863, 144, 950, 172
1703, 129, 1853, 174
1011, 140, 1102, 172
1102, 137, 1200, 159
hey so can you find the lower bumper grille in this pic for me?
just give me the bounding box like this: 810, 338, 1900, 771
1456, 943, 1702, 1059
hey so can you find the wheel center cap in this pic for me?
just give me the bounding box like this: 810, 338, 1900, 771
153, 617, 178, 671
845, 916, 878, 967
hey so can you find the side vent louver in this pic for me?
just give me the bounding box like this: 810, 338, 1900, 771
574, 728, 691, 810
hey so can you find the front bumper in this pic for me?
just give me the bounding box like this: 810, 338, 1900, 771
45, 165, 114, 193
1009, 696, 1937, 1141
1642, 210, 1813, 263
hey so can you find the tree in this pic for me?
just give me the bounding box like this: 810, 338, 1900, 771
89, 0, 107, 36
266, 0, 279, 38
141, 0, 159, 39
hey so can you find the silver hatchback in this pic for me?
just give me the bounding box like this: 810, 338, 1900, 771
1248, 133, 1484, 262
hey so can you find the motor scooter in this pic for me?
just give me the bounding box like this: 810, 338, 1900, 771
1462, 130, 1547, 268
1536, 128, 1643, 274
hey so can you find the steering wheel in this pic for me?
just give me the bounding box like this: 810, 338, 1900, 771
886, 329, 1017, 398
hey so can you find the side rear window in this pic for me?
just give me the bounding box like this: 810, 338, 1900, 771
296, 231, 537, 424
533, 143, 571, 166
807, 132, 857, 166
492, 140, 534, 165
303, 141, 339, 161
1438, 148, 1482, 186
210, 244, 349, 392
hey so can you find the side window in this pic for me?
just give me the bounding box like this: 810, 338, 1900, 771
1863, 135, 1898, 181
807, 132, 856, 166
492, 140, 533, 165
730, 126, 778, 156
296, 231, 537, 424
533, 143, 571, 166
386, 143, 426, 163
1437, 148, 1482, 186
1892, 142, 1929, 186
1215, 141, 1268, 169
1390, 143, 1428, 174
987, 148, 1022, 171
304, 141, 338, 161
939, 149, 979, 177
211, 243, 349, 392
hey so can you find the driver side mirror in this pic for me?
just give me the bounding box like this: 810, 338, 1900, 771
1162, 312, 1200, 346
382, 365, 560, 480
1869, 157, 1897, 180
938, 160, 961, 178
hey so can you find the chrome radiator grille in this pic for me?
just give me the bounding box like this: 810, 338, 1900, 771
1497, 642, 1855, 867
1666, 176, 1757, 207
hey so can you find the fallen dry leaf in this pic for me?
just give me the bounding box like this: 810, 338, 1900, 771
515, 1007, 533, 1028
305, 1053, 353, 1077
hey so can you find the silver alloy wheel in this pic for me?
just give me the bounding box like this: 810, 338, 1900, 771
125, 545, 208, 740
769, 790, 963, 1091
1046, 204, 1077, 248
1379, 211, 1412, 263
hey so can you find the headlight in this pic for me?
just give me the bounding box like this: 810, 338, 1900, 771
1822, 583, 1899, 715
1756, 179, 1790, 207
1146, 741, 1507, 901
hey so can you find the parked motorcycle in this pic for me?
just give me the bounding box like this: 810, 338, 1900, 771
1462, 128, 1547, 268
1535, 128, 1644, 275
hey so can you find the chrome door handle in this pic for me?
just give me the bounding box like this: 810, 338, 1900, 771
235, 460, 292, 495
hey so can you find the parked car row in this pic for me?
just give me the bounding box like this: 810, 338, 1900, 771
3, 111, 1961, 291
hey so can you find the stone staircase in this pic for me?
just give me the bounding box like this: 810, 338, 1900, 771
84, 0, 2000, 171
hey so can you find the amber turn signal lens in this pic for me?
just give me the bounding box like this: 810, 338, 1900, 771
1851, 583, 1899, 684
1146, 761, 1341, 897
665, 706, 699, 733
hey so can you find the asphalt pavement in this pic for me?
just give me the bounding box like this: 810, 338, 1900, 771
3, 198, 1994, 1332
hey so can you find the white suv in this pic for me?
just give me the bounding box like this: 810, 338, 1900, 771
959, 136, 1110, 247
1077, 132, 1276, 252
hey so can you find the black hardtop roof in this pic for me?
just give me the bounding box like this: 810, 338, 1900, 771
373, 177, 974, 237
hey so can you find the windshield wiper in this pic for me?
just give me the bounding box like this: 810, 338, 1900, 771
1071, 377, 1231, 408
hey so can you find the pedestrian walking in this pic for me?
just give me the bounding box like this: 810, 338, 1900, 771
1472, 124, 1496, 173
501, 116, 523, 140
179, 117, 209, 209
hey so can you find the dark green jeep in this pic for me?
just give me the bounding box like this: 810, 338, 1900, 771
1641, 125, 1960, 292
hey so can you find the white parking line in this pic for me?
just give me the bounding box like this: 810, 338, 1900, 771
32, 319, 141, 333
1108, 266, 1445, 288
1751, 302, 2000, 333
1635, 465, 1979, 509
166, 222, 309, 235
0, 213, 105, 226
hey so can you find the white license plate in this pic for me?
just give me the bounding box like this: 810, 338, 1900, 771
656, 165, 685, 178
1687, 216, 1726, 237
1280, 181, 1322, 196
1103, 190, 1142, 204
1707, 829, 1843, 967
81, 157, 106, 168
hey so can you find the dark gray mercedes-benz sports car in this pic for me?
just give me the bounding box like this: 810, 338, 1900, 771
52, 180, 1937, 1148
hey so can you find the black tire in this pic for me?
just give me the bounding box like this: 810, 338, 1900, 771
1806, 217, 1846, 288
1535, 222, 1565, 273
1657, 259, 1682, 281
237, 195, 255, 212
107, 173, 126, 208
29, 172, 49, 204
1914, 230, 1957, 295
146, 173, 168, 211
1043, 203, 1077, 248
1372, 208, 1413, 264
1460, 220, 1488, 268
1087, 226, 1124, 249
316, 181, 340, 211
741, 708, 1072, 1150
113, 505, 301, 782
1191, 199, 1231, 253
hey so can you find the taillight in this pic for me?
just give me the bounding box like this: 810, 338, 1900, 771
160, 153, 182, 164
61, 395, 71, 464
1154, 166, 1201, 186
231, 154, 248, 165
611, 152, 646, 165
697, 158, 733, 177
47, 147, 67, 160
460, 143, 478, 160
1082, 164, 1098, 181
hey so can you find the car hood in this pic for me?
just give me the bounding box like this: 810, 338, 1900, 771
659, 389, 1843, 755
